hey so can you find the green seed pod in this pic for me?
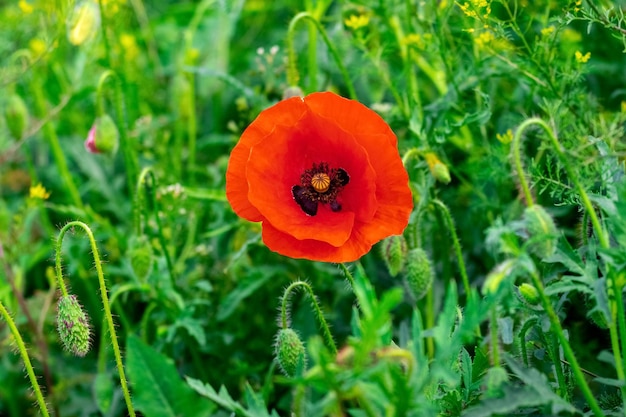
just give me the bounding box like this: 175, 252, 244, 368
405, 248, 433, 300
275, 328, 306, 377
380, 234, 407, 277
57, 295, 91, 356
518, 283, 540, 306
524, 205, 557, 258
425, 152, 451, 184
4, 94, 29, 140
128, 235, 154, 282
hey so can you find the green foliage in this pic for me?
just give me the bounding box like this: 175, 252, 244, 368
0, 0, 625, 416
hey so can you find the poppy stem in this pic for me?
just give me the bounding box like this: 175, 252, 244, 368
431, 199, 470, 298
0, 301, 51, 417
338, 262, 356, 291
279, 280, 337, 355
286, 12, 357, 99
55, 221, 136, 417
134, 167, 177, 285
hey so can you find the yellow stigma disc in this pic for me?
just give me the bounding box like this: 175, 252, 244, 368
311, 172, 331, 193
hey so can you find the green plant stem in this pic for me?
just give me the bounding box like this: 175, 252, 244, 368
425, 279, 435, 359
431, 199, 471, 297
0, 301, 51, 417
135, 167, 176, 286
280, 280, 337, 355
511, 121, 536, 207
286, 12, 357, 99
307, 22, 318, 92
55, 221, 136, 417
490, 307, 500, 367
528, 268, 604, 416
519, 317, 538, 367
549, 331, 569, 400
31, 78, 84, 210
338, 262, 356, 291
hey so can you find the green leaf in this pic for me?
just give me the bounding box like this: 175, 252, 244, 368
126, 335, 215, 417
93, 371, 114, 415
186, 377, 279, 417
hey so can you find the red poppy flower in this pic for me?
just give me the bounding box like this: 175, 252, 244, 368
226, 92, 413, 263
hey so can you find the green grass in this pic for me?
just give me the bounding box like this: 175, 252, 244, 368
1, 0, 626, 416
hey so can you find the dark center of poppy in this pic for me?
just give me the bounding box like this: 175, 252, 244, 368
292, 162, 350, 216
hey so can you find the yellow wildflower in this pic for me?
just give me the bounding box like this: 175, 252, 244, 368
344, 14, 370, 30
541, 26, 555, 37
19, 0, 33, 14
30, 183, 51, 200
496, 129, 513, 144
474, 31, 494, 49
120, 34, 139, 61
575, 51, 591, 63
68, 1, 100, 46
29, 39, 47, 56
404, 34, 429, 50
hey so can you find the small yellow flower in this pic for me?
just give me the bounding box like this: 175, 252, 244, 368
404, 34, 427, 50
29, 39, 47, 56
30, 183, 51, 200
344, 14, 370, 30
575, 50, 591, 63
120, 34, 139, 61
496, 129, 513, 144
541, 26, 555, 37
19, 0, 33, 14
474, 31, 494, 49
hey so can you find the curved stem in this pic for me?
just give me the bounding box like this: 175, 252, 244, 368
528, 267, 604, 416
136, 168, 176, 285
55, 221, 136, 417
280, 280, 337, 355
431, 199, 471, 297
286, 12, 357, 99
0, 301, 50, 417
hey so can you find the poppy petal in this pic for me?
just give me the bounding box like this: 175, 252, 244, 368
225, 97, 309, 222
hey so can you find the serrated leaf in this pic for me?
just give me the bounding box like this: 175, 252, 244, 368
126, 335, 215, 417
186, 377, 279, 417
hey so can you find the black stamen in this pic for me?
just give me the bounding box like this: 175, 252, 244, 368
292, 185, 318, 216
336, 168, 349, 186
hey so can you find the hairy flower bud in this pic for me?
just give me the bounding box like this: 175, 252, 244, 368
57, 295, 91, 356
405, 248, 433, 300
128, 235, 154, 282
425, 152, 451, 184
524, 205, 557, 258
517, 283, 540, 306
275, 328, 306, 377
5, 94, 29, 140
380, 234, 407, 277
85, 114, 119, 155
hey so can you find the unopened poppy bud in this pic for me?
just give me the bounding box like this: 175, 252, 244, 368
67, 1, 100, 46
128, 235, 154, 282
275, 328, 306, 377
380, 234, 407, 277
524, 205, 557, 258
85, 114, 119, 155
518, 283, 540, 305
57, 295, 91, 356
425, 152, 451, 184
5, 94, 29, 140
171, 74, 193, 120
282, 86, 304, 100
485, 366, 509, 396
405, 248, 433, 300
